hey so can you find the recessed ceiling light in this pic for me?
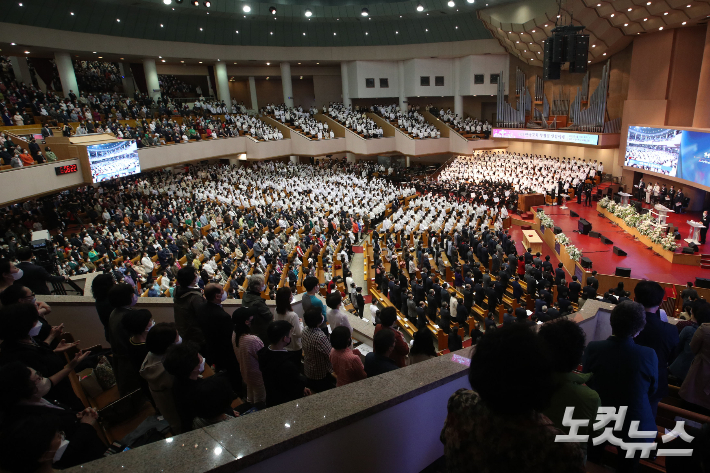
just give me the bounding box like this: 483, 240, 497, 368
270, 32, 273, 35
270, 6, 276, 14
417, 4, 424, 12
624, 23, 628, 26
682, 21, 687, 25
647, 1, 651, 4
361, 8, 369, 16
10, 43, 15, 45
687, 4, 692, 7
203, 1, 210, 7
266, 62, 270, 65
316, 62, 319, 64
603, 52, 607, 55
163, 0, 171, 4
396, 30, 398, 34
305, 9, 312, 17
70, 12, 74, 15
117, 18, 120, 22
644, 18, 647, 21
93, 51, 97, 53
199, 61, 202, 63
160, 24, 164, 27
448, 0, 455, 7
18, 2, 22, 5
200, 27, 203, 31
467, 0, 474, 3
24, 51, 29, 54
365, 32, 369, 35
236, 30, 239, 33
303, 32, 306, 35
455, 26, 458, 29
664, 11, 668, 15
120, 58, 124, 60
181, 60, 184, 63
425, 29, 428, 32
266, 77, 269, 80
592, 44, 596, 47
588, 60, 591, 63
243, 5, 250, 12
159, 56, 162, 58
659, 26, 664, 30
161, 59, 165, 62
596, 3, 600, 6
334, 32, 337, 35
610, 13, 614, 17
628, 7, 632, 11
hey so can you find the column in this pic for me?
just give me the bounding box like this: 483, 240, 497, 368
215, 62, 231, 105
694, 25, 710, 128
119, 63, 135, 97
341, 61, 351, 108
406, 156, 411, 168
143, 58, 161, 101
454, 57, 463, 118
248, 76, 258, 111
9, 56, 32, 86
398, 61, 406, 111
280, 62, 294, 108
54, 52, 79, 98
346, 152, 357, 163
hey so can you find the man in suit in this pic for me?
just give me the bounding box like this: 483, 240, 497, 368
633, 281, 680, 419
583, 301, 658, 472
416, 302, 428, 330
701, 210, 709, 244
14, 247, 68, 295
541, 255, 553, 273
481, 269, 491, 289
510, 276, 523, 302
406, 292, 417, 323
569, 276, 582, 303
462, 284, 474, 311
582, 283, 597, 300
586, 270, 599, 290
439, 302, 451, 334
198, 284, 241, 388
554, 263, 566, 287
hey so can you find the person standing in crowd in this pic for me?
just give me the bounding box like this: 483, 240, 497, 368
241, 274, 273, 345
198, 283, 241, 388
374, 307, 409, 367
232, 307, 266, 409
274, 287, 303, 367
329, 326, 367, 387
173, 267, 206, 349
364, 329, 400, 377
14, 247, 68, 295
301, 307, 336, 393
258, 320, 311, 407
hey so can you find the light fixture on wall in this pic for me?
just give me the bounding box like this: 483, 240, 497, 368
203, 1, 210, 7
163, 0, 171, 5
361, 8, 369, 16
448, 0, 455, 7
467, 0, 474, 3
269, 6, 276, 14
417, 3, 424, 11
305, 9, 312, 17
243, 5, 251, 12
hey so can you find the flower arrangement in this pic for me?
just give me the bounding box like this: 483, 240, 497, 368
555, 233, 571, 246
537, 209, 554, 229
601, 196, 680, 251
661, 233, 679, 251
566, 244, 582, 262
599, 196, 611, 209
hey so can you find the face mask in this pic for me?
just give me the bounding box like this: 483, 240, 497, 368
29, 320, 42, 337
11, 269, 23, 280
130, 293, 138, 307
198, 358, 205, 374
52, 439, 70, 463
220, 291, 227, 302
35, 375, 52, 398
175, 336, 182, 345
147, 321, 155, 332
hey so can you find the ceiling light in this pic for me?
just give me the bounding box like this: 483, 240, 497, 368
610, 13, 614, 17
664, 12, 668, 15
266, 62, 270, 65
544, 24, 548, 27
24, 51, 29, 54
455, 26, 458, 29
603, 52, 607, 55
467, 0, 474, 3
10, 43, 15, 45
448, 0, 455, 7
117, 18, 120, 22
361, 8, 369, 16
532, 29, 536, 32
120, 58, 124, 60
624, 23, 628, 26
93, 51, 97, 53
396, 31, 398, 34
203, 1, 210, 7
366, 32, 369, 35
557, 14, 560, 18
181, 60, 184, 63
159, 55, 162, 58
161, 24, 164, 27
303, 32, 306, 35
243, 5, 250, 12
334, 32, 337, 35
644, 18, 647, 21
70, 12, 74, 15
300, 76, 303, 79
687, 4, 692, 6
592, 44, 596, 47
682, 21, 687, 25
588, 60, 591, 63
269, 6, 276, 14
191, 0, 198, 5
199, 27, 203, 31
628, 7, 632, 11
647, 1, 651, 4
425, 29, 428, 32
161, 59, 166, 62
199, 61, 203, 63
18, 2, 22, 5
270, 31, 273, 35
659, 26, 663, 30
163, 0, 171, 4
236, 30, 239, 33
417, 4, 424, 11
596, 3, 600, 5
266, 77, 269, 80
305, 9, 312, 17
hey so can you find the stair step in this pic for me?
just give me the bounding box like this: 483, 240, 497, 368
702, 264, 710, 270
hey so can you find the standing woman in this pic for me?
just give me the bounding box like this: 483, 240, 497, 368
232, 307, 266, 408
274, 287, 303, 367
91, 273, 116, 344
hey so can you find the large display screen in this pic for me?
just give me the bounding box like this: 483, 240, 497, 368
87, 141, 140, 183
624, 126, 710, 188
491, 128, 600, 145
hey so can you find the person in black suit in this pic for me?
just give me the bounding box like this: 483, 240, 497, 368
586, 270, 599, 290
701, 211, 709, 244
568, 276, 582, 303
439, 302, 451, 334
416, 302, 428, 330
582, 284, 597, 300
258, 320, 310, 408
364, 329, 399, 377
198, 284, 241, 388
14, 247, 68, 296
633, 281, 680, 419
554, 263, 566, 287
356, 287, 365, 319
510, 276, 523, 303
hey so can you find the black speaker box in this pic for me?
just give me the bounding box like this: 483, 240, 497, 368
682, 246, 695, 254
589, 231, 601, 238
601, 236, 613, 245
543, 41, 561, 81
570, 35, 589, 73
578, 218, 592, 235
564, 33, 576, 62
689, 242, 699, 253
581, 256, 593, 269
613, 246, 627, 256
553, 226, 563, 235
696, 277, 710, 289
570, 210, 579, 217
552, 34, 565, 62
615, 267, 632, 277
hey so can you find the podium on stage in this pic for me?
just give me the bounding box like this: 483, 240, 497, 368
686, 221, 706, 245
653, 204, 674, 226
618, 192, 632, 206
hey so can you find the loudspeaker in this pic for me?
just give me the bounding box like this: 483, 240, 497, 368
552, 34, 565, 62
601, 236, 613, 245
696, 277, 710, 289
553, 226, 563, 235
613, 246, 627, 256
615, 267, 632, 277
689, 242, 699, 253
581, 256, 593, 269
578, 218, 592, 235
589, 231, 601, 238
543, 41, 561, 81
564, 33, 576, 62
570, 34, 589, 73
570, 210, 579, 217
682, 246, 695, 254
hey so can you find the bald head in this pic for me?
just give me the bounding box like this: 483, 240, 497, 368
204, 283, 224, 303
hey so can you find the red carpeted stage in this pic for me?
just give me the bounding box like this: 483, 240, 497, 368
508, 200, 709, 286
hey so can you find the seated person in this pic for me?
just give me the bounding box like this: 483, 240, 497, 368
258, 320, 311, 407
364, 329, 399, 377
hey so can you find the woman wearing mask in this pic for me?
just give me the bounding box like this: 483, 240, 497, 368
232, 307, 266, 409
0, 360, 106, 469
0, 258, 24, 294
274, 287, 303, 367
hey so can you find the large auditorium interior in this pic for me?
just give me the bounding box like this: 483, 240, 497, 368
2, 0, 710, 472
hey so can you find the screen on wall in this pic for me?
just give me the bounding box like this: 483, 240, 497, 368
87, 141, 141, 183
624, 125, 710, 188
491, 128, 600, 145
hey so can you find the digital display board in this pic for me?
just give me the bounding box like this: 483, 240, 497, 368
491, 128, 600, 145
54, 164, 78, 175
86, 140, 140, 183
625, 125, 710, 188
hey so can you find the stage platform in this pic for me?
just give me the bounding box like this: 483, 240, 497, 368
508, 200, 709, 286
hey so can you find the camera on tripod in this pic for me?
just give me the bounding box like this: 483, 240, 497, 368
30, 230, 56, 269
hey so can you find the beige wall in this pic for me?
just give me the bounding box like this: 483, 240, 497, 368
228, 79, 252, 105
313, 75, 343, 108
665, 27, 706, 126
